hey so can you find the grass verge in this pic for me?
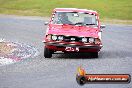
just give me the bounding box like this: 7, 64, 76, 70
0, 0, 131, 23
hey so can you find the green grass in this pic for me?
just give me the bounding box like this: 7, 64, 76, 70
0, 0, 132, 20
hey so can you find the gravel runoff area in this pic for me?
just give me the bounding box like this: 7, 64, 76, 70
0, 38, 39, 66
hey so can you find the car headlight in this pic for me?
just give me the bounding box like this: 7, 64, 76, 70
89, 38, 94, 43
58, 36, 63, 41
52, 35, 57, 40
82, 38, 87, 43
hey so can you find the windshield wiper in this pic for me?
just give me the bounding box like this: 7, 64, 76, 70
61, 23, 75, 25
73, 22, 97, 26
74, 22, 84, 25
85, 23, 96, 25
62, 23, 97, 26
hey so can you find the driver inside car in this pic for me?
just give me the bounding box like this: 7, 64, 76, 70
58, 12, 72, 24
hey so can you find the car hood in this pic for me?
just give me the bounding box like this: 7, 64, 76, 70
47, 24, 100, 38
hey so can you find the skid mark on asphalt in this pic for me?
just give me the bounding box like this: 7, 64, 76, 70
0, 39, 39, 66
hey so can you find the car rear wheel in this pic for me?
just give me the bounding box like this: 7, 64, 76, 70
91, 52, 98, 58
44, 47, 52, 58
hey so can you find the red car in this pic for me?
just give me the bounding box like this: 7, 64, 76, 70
43, 8, 105, 58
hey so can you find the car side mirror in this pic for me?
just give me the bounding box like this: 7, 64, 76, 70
100, 25, 106, 29
44, 22, 49, 25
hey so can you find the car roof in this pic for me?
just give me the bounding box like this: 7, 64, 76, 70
53, 8, 98, 15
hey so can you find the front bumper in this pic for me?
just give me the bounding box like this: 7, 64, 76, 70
43, 41, 102, 52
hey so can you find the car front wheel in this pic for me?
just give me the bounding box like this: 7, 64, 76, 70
44, 47, 52, 58
91, 52, 98, 58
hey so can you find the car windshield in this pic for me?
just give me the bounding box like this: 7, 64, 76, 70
52, 12, 98, 26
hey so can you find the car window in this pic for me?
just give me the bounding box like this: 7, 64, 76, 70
52, 12, 98, 26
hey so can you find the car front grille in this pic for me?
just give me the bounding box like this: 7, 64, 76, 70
63, 36, 82, 42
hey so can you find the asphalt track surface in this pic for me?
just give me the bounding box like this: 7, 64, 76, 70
0, 15, 132, 88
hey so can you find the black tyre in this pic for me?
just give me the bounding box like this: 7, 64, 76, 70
91, 52, 98, 58
44, 47, 52, 58
76, 75, 86, 85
